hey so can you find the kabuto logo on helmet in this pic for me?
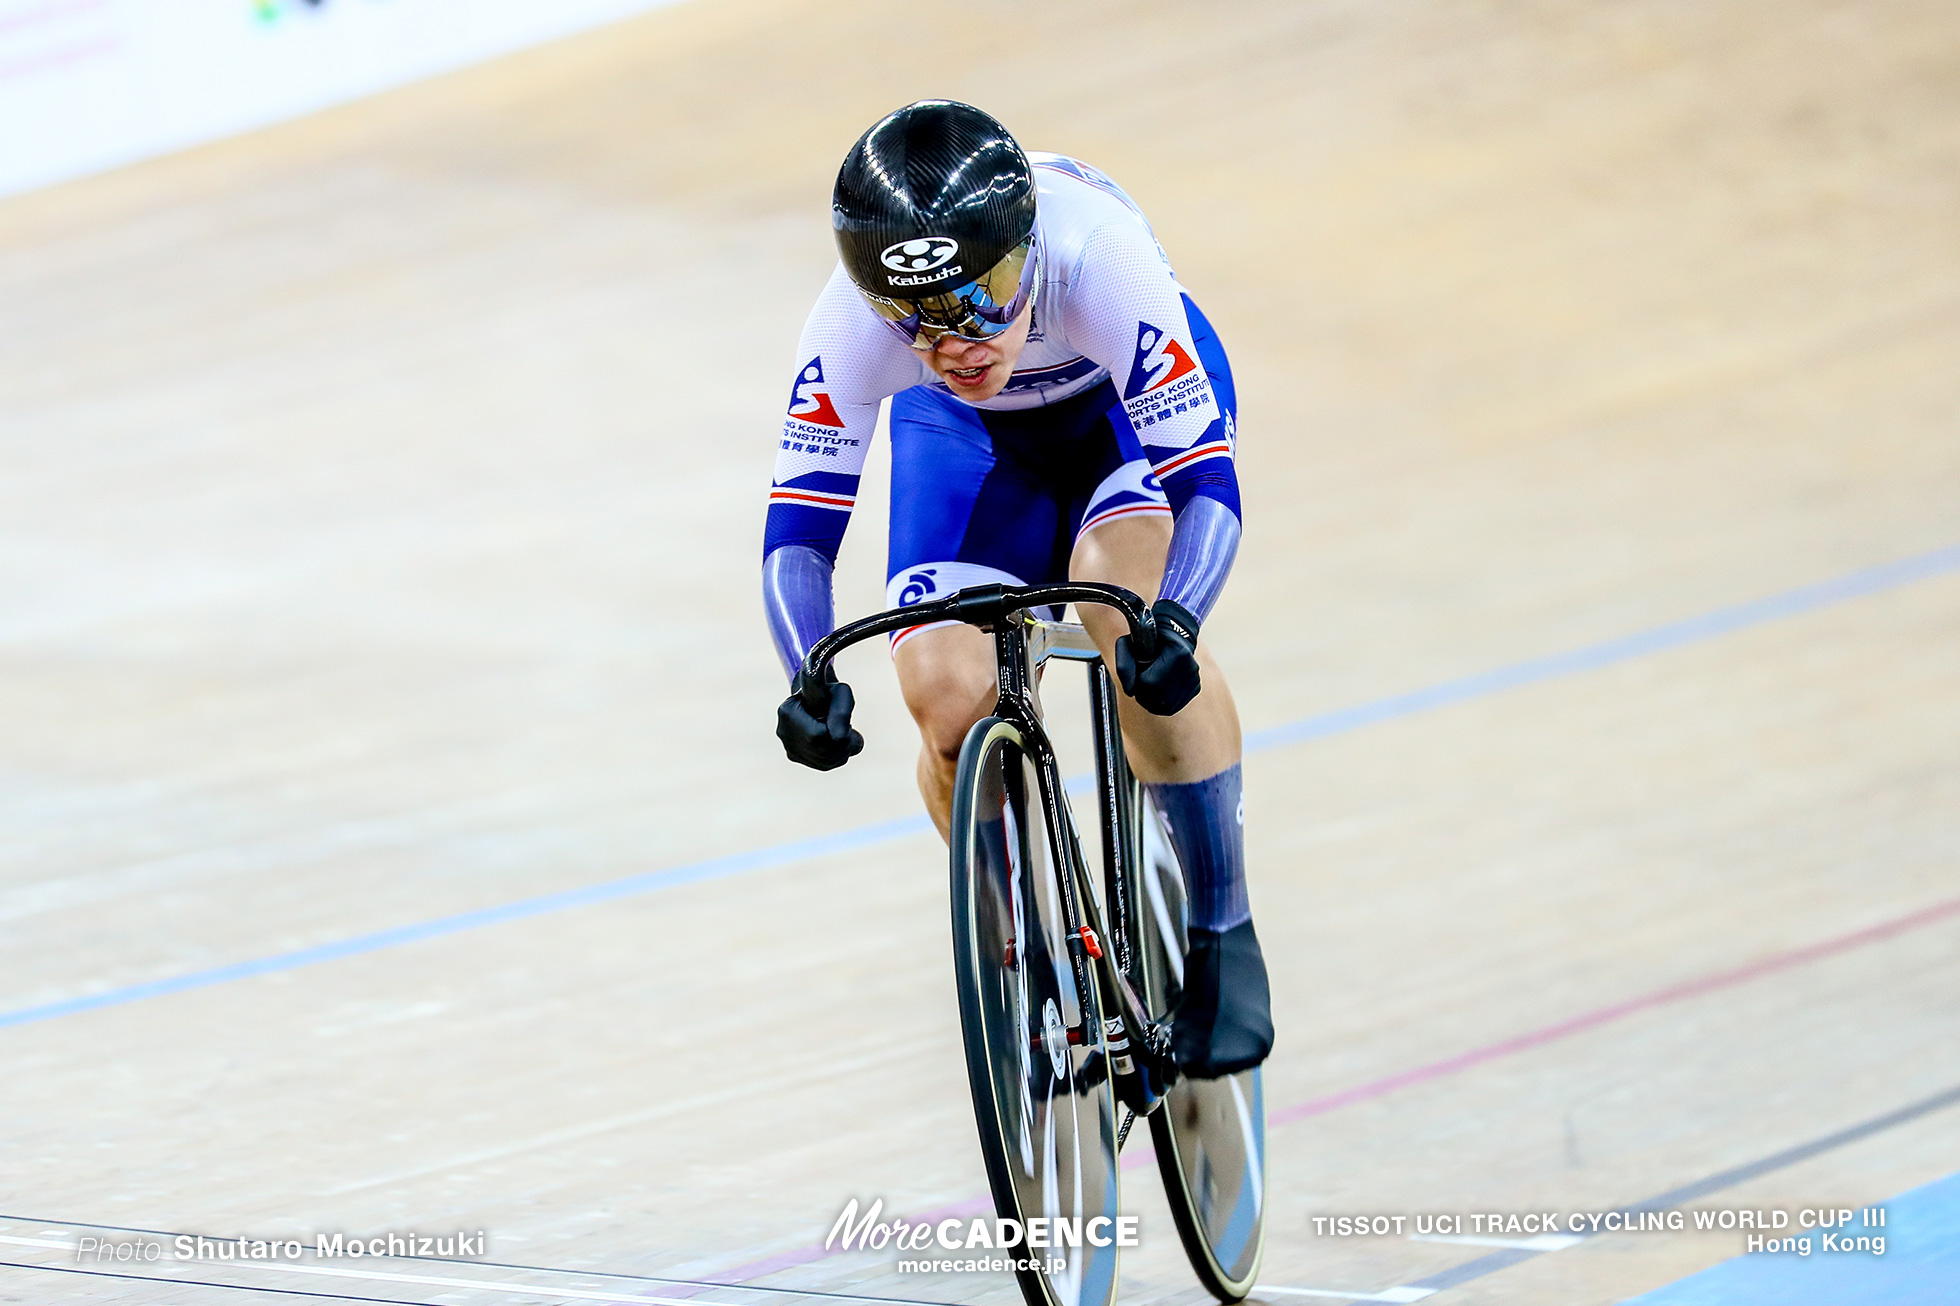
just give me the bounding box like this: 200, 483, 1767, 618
879, 237, 963, 288
880, 237, 960, 273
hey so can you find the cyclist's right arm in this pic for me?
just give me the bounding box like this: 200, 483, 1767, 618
761, 267, 922, 679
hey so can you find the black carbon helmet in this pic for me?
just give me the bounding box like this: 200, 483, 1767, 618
833, 100, 1040, 348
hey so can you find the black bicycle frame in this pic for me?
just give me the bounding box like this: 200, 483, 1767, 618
1089, 661, 1139, 980
801, 581, 1176, 1110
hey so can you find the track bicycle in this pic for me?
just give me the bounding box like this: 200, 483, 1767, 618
799, 581, 1267, 1306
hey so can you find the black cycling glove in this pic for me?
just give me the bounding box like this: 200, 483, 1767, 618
1114, 598, 1203, 716
777, 663, 864, 771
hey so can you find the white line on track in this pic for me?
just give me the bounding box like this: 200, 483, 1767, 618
1254, 1286, 1435, 1302
1410, 1232, 1584, 1251
4, 1232, 809, 1305
1, 1221, 963, 1306
0, 1236, 770, 1306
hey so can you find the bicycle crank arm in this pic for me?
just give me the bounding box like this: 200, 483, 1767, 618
1071, 886, 1176, 1113
1099, 965, 1176, 1115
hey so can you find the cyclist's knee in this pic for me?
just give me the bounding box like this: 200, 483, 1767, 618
1071, 516, 1171, 652
896, 625, 995, 761
1070, 514, 1170, 594
910, 677, 982, 758
916, 695, 987, 764
920, 709, 981, 764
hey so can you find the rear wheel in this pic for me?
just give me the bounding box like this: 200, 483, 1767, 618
950, 718, 1121, 1306
1132, 795, 1268, 1301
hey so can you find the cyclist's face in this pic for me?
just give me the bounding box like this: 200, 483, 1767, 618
923, 304, 1033, 403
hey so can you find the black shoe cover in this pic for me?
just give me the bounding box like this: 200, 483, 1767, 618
1173, 920, 1274, 1079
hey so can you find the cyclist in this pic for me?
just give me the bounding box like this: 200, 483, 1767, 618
763, 101, 1271, 1079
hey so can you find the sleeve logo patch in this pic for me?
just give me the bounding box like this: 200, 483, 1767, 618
1122, 322, 1199, 400
786, 355, 846, 429
1122, 321, 1212, 430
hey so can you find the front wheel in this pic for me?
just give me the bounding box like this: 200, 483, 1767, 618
950, 718, 1121, 1306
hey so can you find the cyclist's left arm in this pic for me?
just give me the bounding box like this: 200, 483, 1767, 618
1060, 224, 1242, 623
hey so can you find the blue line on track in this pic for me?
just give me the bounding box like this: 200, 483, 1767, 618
0, 812, 930, 1031
1245, 541, 1960, 751
4, 542, 1957, 1032
1622, 1167, 1960, 1305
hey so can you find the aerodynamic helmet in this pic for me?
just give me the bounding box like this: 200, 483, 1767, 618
832, 100, 1040, 350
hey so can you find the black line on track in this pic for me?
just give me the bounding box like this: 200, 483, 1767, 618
0, 1259, 424, 1304
1379, 1081, 1960, 1301
0, 1213, 959, 1306
1625, 1083, 1960, 1212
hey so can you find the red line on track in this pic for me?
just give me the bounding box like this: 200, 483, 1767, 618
718, 893, 1960, 1281
1268, 893, 1960, 1126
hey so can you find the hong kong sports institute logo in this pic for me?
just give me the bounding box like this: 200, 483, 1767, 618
1122, 321, 1198, 401
786, 356, 845, 429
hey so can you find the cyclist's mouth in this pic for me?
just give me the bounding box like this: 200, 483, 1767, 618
946, 363, 991, 388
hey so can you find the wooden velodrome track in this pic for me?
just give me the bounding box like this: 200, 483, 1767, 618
2, 1, 1956, 1303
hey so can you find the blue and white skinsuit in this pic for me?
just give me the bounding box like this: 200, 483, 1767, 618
762, 153, 1251, 935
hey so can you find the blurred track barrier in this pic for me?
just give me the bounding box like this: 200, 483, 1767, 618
0, 0, 683, 197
